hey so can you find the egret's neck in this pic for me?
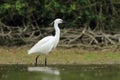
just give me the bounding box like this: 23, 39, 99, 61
54, 22, 60, 37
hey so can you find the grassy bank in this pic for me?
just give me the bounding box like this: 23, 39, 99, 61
0, 46, 120, 65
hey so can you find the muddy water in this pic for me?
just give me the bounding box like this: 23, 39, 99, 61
0, 64, 120, 80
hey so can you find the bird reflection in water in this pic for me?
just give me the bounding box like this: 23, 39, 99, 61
28, 67, 61, 80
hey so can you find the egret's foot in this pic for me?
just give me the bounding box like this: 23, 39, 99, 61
34, 62, 37, 66
35, 55, 40, 66
45, 61, 47, 66
45, 56, 47, 66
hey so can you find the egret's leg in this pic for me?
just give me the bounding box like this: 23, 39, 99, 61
45, 55, 47, 66
35, 55, 40, 66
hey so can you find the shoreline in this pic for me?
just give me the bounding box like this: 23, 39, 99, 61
0, 46, 120, 64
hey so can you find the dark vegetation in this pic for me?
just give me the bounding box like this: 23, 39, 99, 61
0, 0, 120, 50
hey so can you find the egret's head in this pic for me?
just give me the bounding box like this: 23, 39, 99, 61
50, 18, 65, 26
54, 18, 63, 24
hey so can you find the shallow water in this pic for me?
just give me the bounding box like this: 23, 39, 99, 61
0, 64, 120, 80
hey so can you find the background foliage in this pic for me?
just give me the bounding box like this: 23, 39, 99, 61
0, 0, 120, 46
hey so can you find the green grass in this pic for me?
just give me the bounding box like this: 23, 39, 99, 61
0, 46, 120, 64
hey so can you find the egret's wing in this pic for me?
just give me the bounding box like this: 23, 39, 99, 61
28, 36, 54, 54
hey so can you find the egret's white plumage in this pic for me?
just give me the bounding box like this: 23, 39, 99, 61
28, 36, 54, 54
28, 18, 63, 66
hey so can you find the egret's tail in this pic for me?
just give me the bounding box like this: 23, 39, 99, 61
28, 50, 32, 54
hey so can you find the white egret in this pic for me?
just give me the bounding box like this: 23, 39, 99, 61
28, 18, 64, 66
